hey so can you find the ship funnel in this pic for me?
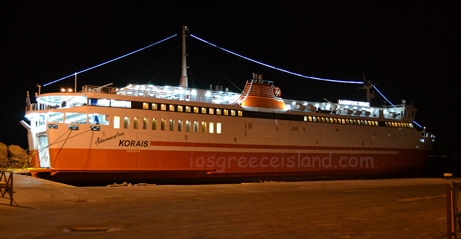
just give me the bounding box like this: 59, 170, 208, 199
236, 75, 285, 110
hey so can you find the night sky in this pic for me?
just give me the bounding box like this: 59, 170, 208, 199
3, 1, 458, 154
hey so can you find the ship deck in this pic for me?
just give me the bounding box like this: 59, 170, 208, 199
2, 174, 459, 238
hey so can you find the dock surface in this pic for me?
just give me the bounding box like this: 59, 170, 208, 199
1, 175, 459, 238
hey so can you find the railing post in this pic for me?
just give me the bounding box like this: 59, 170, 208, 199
448, 183, 454, 239
0, 171, 14, 206
448, 182, 461, 239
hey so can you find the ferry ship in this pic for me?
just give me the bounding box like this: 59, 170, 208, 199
22, 27, 435, 185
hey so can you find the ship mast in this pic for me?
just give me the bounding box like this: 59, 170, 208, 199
359, 73, 375, 103
179, 26, 189, 88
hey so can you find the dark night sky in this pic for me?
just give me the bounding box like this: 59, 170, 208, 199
2, 1, 458, 154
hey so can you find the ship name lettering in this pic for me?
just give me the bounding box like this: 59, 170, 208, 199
119, 140, 148, 147
95, 132, 125, 145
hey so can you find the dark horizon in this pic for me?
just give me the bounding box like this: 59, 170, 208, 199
3, 1, 458, 155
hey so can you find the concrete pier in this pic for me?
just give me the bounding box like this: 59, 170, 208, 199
1, 175, 459, 238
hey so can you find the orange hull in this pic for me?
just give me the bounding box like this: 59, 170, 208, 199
29, 143, 430, 185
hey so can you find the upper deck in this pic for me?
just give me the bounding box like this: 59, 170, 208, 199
26, 83, 417, 124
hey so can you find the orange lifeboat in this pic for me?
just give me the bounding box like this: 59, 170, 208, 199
236, 74, 286, 110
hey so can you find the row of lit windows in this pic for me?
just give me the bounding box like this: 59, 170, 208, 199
113, 116, 222, 134
143, 103, 243, 117
385, 122, 413, 128
302, 115, 414, 128
303, 115, 379, 126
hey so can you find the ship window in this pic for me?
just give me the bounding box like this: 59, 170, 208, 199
114, 116, 120, 129
152, 118, 157, 130
178, 120, 183, 132
186, 121, 191, 132
341, 119, 345, 124
161, 119, 166, 131
65, 113, 87, 124
48, 112, 64, 123
304, 116, 308, 122
224, 109, 229, 116
124, 117, 130, 129
143, 103, 149, 109
133, 117, 139, 129
111, 100, 131, 108
152, 103, 158, 110
209, 108, 214, 114
169, 105, 175, 111
231, 110, 236, 116
169, 119, 174, 131
201, 122, 206, 133
185, 106, 191, 113
193, 121, 199, 132
177, 105, 183, 112
321, 117, 325, 123
325, 118, 329, 123
89, 98, 110, 107
209, 122, 214, 133
313, 116, 317, 122
143, 118, 148, 129
201, 107, 207, 114
161, 104, 167, 111
216, 122, 222, 134
193, 107, 199, 113
216, 109, 222, 115
238, 111, 243, 116
333, 118, 337, 124
89, 114, 109, 125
